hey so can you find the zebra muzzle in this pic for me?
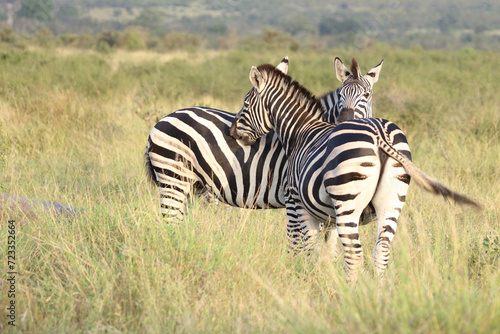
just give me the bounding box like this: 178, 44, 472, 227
230, 120, 256, 145
230, 120, 239, 138
337, 108, 356, 123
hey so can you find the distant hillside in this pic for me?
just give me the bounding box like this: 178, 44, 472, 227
0, 0, 499, 50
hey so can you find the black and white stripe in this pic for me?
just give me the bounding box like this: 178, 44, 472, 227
322, 57, 382, 123
145, 57, 383, 221
230, 64, 480, 281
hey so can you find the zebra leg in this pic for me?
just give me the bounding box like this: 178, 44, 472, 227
285, 192, 322, 255
322, 224, 342, 258
335, 213, 365, 283
149, 153, 196, 221
156, 172, 193, 220
327, 169, 380, 282
370, 156, 410, 277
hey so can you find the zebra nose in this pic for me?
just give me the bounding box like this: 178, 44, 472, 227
230, 120, 239, 139
337, 108, 355, 123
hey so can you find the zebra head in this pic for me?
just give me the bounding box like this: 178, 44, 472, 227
230, 58, 288, 145
333, 57, 383, 122
230, 83, 269, 145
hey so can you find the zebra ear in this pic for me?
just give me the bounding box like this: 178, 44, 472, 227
365, 60, 383, 85
351, 58, 361, 79
249, 66, 265, 92
275, 56, 289, 74
334, 57, 351, 82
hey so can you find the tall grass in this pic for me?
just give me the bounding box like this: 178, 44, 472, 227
0, 44, 499, 332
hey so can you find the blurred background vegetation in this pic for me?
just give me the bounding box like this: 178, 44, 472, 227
0, 0, 499, 52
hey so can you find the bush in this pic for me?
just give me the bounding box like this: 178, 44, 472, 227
58, 33, 78, 47
261, 28, 290, 49
58, 33, 95, 49
96, 40, 112, 54
319, 16, 360, 36
97, 30, 121, 49
35, 26, 54, 47
76, 34, 95, 49
161, 32, 199, 50
0, 25, 15, 43
118, 26, 148, 51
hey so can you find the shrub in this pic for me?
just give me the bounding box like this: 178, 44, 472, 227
58, 33, 78, 47
261, 28, 290, 48
35, 26, 54, 47
0, 25, 15, 43
118, 26, 148, 51
97, 30, 121, 49
161, 32, 199, 50
76, 34, 95, 49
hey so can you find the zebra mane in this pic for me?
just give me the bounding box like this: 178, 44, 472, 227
256, 64, 324, 118
351, 58, 360, 79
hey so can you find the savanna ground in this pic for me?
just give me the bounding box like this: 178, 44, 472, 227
0, 43, 499, 332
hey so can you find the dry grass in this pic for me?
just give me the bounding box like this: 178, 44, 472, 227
0, 44, 498, 333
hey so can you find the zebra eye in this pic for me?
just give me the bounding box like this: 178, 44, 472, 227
363, 93, 370, 98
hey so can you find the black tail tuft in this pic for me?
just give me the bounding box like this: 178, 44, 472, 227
433, 182, 483, 209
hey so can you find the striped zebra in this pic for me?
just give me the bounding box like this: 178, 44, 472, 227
322, 57, 382, 123
145, 57, 383, 223
230, 63, 480, 281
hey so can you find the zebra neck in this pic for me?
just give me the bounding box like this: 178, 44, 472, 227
270, 95, 325, 156
320, 88, 341, 123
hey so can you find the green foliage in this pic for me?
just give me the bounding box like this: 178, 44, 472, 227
260, 28, 292, 50
97, 30, 121, 48
319, 16, 360, 36
16, 0, 54, 22
35, 26, 54, 47
8, 0, 500, 51
57, 33, 95, 49
278, 14, 318, 36
206, 22, 228, 35
469, 234, 500, 277
119, 26, 148, 50
130, 8, 164, 33
161, 32, 199, 50
56, 4, 79, 20
0, 25, 15, 43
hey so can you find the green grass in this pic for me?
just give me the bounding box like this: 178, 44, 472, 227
0, 44, 499, 333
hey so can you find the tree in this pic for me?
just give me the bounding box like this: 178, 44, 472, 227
0, 25, 15, 43
278, 14, 317, 36
131, 8, 164, 33
56, 4, 79, 20
16, 0, 54, 22
319, 16, 360, 36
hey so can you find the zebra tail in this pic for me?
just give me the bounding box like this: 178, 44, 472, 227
144, 140, 157, 185
400, 159, 482, 208
379, 140, 482, 209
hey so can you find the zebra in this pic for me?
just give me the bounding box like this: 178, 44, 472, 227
321, 57, 382, 123
230, 63, 480, 281
145, 56, 383, 222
